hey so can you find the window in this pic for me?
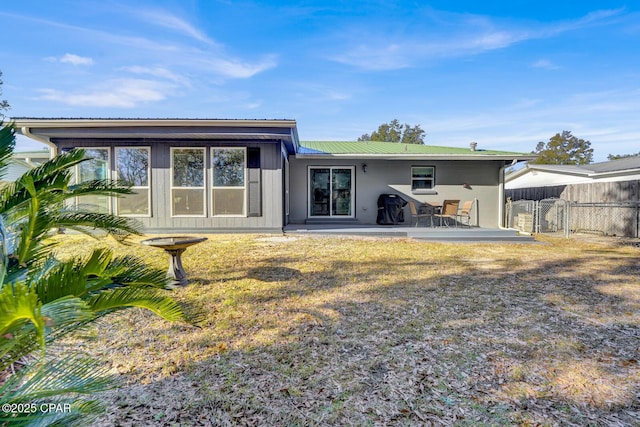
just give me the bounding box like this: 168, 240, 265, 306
171, 148, 206, 216
411, 166, 435, 191
212, 148, 246, 216
75, 148, 110, 213
115, 147, 150, 216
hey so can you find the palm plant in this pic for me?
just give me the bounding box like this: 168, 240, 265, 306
0, 122, 185, 426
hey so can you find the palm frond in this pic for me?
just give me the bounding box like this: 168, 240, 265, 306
87, 287, 185, 321
0, 183, 18, 216
20, 150, 84, 189
31, 249, 113, 303
2, 354, 114, 399
7, 208, 141, 271
54, 211, 143, 238
0, 297, 93, 374
10, 208, 58, 269
0, 121, 16, 180
0, 399, 105, 427
0, 136, 186, 424
0, 354, 112, 426
0, 282, 44, 351
40, 296, 94, 331
0, 329, 38, 373
25, 255, 79, 300
89, 253, 170, 290
68, 179, 134, 196
43, 399, 106, 427
2, 242, 54, 285
0, 151, 79, 215
0, 150, 131, 224
31, 248, 170, 303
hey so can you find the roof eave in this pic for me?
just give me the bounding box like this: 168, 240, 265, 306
12, 118, 298, 128
588, 168, 640, 178
295, 153, 536, 161
13, 118, 300, 155
525, 164, 593, 177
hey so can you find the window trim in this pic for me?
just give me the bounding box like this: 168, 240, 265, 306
74, 147, 112, 213
211, 147, 247, 217
170, 147, 207, 217
115, 146, 151, 217
411, 165, 436, 194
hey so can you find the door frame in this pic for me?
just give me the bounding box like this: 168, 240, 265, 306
307, 166, 355, 219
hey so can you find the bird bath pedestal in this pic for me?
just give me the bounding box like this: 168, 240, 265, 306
141, 236, 207, 286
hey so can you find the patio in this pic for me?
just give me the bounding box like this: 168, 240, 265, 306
284, 224, 535, 242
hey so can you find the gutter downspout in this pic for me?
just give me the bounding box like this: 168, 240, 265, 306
20, 127, 57, 158
498, 159, 518, 229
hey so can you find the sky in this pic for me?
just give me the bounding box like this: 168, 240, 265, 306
1, 0, 639, 161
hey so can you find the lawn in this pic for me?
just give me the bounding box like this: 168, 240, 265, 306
53, 233, 639, 426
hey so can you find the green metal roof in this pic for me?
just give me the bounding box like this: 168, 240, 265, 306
298, 140, 529, 157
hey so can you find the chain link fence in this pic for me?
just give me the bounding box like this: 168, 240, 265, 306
505, 199, 640, 238
505, 200, 535, 232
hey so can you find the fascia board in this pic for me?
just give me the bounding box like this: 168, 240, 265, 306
294, 153, 536, 161
588, 168, 640, 178
12, 118, 297, 129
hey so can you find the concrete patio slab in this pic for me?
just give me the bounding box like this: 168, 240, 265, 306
283, 224, 535, 243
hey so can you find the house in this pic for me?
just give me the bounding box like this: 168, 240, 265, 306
1, 149, 51, 184
505, 156, 640, 202
289, 141, 534, 227
13, 118, 534, 232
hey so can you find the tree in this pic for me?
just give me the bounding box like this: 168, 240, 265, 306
358, 119, 426, 144
530, 131, 593, 165
607, 151, 640, 161
116, 147, 149, 186
0, 71, 9, 117
0, 122, 185, 425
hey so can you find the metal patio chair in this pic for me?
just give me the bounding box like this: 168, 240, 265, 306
456, 200, 474, 227
433, 199, 460, 227
408, 201, 432, 227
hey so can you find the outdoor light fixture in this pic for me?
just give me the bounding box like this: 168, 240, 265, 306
361, 163, 368, 173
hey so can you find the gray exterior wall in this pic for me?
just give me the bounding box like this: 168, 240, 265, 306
289, 158, 504, 228
55, 139, 285, 232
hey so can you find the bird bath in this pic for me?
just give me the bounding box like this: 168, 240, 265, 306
141, 236, 207, 286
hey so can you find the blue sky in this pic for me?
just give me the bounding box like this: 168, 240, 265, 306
1, 1, 639, 161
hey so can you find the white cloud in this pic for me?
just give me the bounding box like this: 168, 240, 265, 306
60, 53, 94, 65
311, 85, 353, 101
203, 55, 278, 79
133, 8, 215, 45
44, 53, 94, 65
329, 8, 625, 70
8, 7, 276, 82
330, 43, 411, 70
123, 7, 278, 80
37, 79, 171, 107
245, 101, 262, 110
552, 8, 624, 33
532, 59, 560, 70
327, 91, 351, 101
329, 30, 531, 70
417, 86, 640, 160
121, 65, 190, 86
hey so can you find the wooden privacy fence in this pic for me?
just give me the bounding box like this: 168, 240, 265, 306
505, 199, 640, 238
506, 180, 640, 204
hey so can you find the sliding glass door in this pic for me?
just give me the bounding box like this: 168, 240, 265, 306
309, 166, 354, 217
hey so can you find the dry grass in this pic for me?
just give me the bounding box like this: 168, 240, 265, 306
51, 233, 640, 426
